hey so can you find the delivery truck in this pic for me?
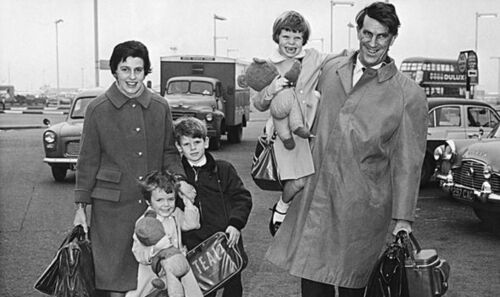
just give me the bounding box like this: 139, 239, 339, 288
160, 55, 250, 150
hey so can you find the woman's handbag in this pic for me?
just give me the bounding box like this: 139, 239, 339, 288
364, 232, 450, 297
34, 225, 95, 297
250, 133, 283, 191
186, 232, 246, 296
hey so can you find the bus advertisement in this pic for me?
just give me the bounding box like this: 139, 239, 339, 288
400, 57, 477, 98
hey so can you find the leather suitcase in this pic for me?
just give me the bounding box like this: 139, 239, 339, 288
405, 248, 450, 297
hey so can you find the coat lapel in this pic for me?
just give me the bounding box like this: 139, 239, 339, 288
336, 58, 355, 95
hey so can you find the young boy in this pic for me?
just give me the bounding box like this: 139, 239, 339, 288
126, 170, 203, 297
174, 117, 253, 297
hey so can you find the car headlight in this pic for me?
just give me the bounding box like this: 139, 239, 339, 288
483, 165, 492, 179
44, 131, 56, 143
434, 145, 445, 160
445, 140, 456, 155
205, 113, 213, 122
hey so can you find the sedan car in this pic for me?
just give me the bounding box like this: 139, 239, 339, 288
422, 98, 500, 185
42, 89, 103, 181
434, 123, 500, 234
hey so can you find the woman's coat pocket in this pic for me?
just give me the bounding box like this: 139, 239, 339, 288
91, 168, 122, 202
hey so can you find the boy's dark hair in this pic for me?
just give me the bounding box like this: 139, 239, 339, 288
272, 11, 311, 46
174, 117, 208, 143
355, 2, 400, 36
138, 170, 180, 202
109, 40, 152, 76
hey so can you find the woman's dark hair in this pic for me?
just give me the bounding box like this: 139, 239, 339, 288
109, 40, 152, 76
355, 2, 400, 35
272, 11, 311, 46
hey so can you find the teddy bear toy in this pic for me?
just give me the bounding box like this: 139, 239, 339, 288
135, 210, 191, 297
245, 58, 310, 149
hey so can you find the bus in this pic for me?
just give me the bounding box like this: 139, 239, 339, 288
400, 57, 475, 98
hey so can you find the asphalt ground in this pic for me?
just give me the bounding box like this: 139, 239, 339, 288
1, 111, 499, 297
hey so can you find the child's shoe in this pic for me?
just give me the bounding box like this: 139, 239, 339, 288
269, 203, 287, 236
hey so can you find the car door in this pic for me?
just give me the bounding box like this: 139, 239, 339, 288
427, 105, 466, 140
465, 105, 500, 138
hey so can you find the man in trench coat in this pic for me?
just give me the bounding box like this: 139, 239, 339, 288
265, 2, 428, 296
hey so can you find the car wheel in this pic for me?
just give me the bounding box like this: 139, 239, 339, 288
51, 166, 67, 182
420, 155, 434, 186
209, 136, 221, 151
473, 208, 500, 235
227, 124, 243, 143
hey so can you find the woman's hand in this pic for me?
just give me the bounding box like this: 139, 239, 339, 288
178, 180, 196, 203
73, 205, 88, 233
225, 226, 240, 248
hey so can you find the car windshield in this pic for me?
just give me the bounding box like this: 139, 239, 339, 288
488, 122, 500, 138
166, 81, 213, 96
70, 97, 93, 119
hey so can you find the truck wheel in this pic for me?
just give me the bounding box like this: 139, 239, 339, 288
227, 125, 243, 143
209, 136, 221, 150
473, 208, 500, 235
51, 166, 67, 182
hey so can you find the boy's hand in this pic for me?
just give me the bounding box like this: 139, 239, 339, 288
225, 226, 240, 248
178, 180, 196, 203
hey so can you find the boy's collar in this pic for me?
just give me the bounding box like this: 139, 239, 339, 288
188, 155, 207, 168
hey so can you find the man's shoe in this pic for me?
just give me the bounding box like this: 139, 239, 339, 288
269, 203, 286, 236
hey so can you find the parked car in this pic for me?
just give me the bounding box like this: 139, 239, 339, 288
42, 89, 103, 181
434, 123, 500, 234
422, 98, 500, 185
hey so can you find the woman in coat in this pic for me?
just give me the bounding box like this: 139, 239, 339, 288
73, 40, 192, 297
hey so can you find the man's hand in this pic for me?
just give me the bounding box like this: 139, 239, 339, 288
178, 180, 196, 203
73, 207, 88, 233
392, 219, 412, 236
226, 226, 240, 248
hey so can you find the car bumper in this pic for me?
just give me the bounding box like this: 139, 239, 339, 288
436, 173, 500, 203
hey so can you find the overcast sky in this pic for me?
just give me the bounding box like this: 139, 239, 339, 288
1, 0, 499, 94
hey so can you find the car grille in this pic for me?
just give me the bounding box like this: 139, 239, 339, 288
171, 111, 196, 120
65, 141, 81, 157
452, 160, 500, 192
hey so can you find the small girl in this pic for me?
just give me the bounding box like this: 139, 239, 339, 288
252, 11, 338, 236
125, 170, 203, 297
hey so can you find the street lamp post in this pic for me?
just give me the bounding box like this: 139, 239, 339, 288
347, 22, 355, 49
491, 57, 500, 95
55, 19, 63, 94
94, 0, 99, 87
213, 14, 227, 56
310, 38, 324, 52
330, 1, 354, 52
475, 12, 497, 52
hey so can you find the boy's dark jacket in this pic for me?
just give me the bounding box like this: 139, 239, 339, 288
181, 152, 252, 250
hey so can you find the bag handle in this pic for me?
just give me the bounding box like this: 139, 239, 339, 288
60, 225, 87, 249
408, 232, 421, 253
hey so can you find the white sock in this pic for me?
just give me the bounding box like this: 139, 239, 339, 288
273, 198, 290, 223
276, 198, 290, 213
